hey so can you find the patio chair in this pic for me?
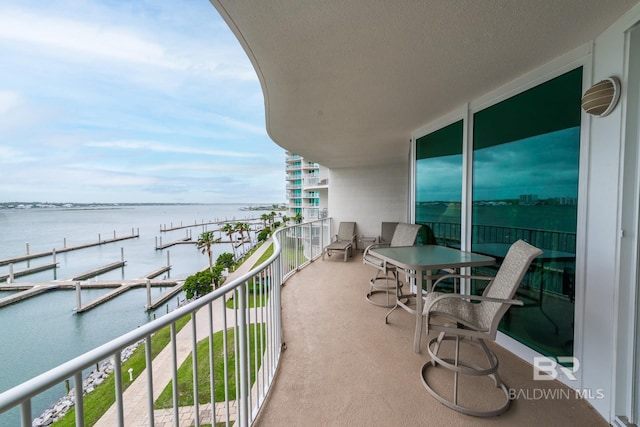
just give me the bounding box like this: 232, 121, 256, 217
420, 239, 542, 417
322, 221, 356, 262
384, 223, 454, 323
363, 223, 422, 307
379, 222, 398, 245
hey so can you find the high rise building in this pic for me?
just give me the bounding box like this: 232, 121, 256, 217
285, 151, 328, 221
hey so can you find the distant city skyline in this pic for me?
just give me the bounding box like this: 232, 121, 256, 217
0, 0, 285, 204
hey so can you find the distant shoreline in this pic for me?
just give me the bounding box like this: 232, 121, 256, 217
0, 202, 286, 210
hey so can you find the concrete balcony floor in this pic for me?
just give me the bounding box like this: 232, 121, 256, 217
253, 252, 606, 426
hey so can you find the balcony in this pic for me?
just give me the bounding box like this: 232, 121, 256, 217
254, 250, 605, 426
0, 220, 605, 426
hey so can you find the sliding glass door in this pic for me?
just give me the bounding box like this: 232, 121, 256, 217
414, 67, 583, 360
472, 68, 582, 358
415, 120, 463, 247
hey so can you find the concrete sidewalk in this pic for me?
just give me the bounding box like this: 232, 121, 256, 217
95, 238, 274, 427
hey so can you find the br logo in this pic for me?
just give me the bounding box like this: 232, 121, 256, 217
533, 356, 579, 381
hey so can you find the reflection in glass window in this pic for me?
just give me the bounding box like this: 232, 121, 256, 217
415, 120, 463, 247
472, 68, 582, 360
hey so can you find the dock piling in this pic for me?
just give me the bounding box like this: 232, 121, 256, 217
146, 279, 151, 310
121, 247, 124, 262
8, 264, 13, 283
75, 281, 81, 311
26, 242, 29, 255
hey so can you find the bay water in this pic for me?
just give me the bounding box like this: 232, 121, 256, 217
0, 203, 270, 425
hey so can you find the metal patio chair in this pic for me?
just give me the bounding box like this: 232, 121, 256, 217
420, 239, 542, 417
322, 221, 356, 261
363, 222, 421, 307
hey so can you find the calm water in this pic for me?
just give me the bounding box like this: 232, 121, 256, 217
0, 203, 268, 425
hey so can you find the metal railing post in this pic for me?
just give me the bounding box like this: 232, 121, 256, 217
145, 335, 154, 427
191, 313, 200, 427
74, 372, 84, 427
114, 352, 124, 426
237, 281, 249, 427
170, 323, 179, 427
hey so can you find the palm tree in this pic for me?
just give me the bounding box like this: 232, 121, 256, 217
235, 222, 250, 255
282, 215, 290, 227
221, 222, 236, 259
294, 212, 303, 224
260, 213, 269, 228
196, 231, 220, 274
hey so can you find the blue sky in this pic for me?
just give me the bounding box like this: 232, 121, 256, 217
416, 127, 580, 202
0, 0, 285, 204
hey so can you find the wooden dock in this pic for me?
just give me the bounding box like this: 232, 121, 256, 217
143, 265, 171, 279
0, 263, 58, 282
155, 237, 193, 250
75, 283, 134, 313
0, 232, 139, 266
71, 261, 126, 281
147, 282, 184, 310
0, 284, 59, 306
159, 217, 264, 233
0, 277, 182, 310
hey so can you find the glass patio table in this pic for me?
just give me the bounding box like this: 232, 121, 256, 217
369, 245, 495, 353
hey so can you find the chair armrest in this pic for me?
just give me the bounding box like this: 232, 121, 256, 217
363, 242, 390, 254
424, 292, 523, 315
431, 274, 494, 293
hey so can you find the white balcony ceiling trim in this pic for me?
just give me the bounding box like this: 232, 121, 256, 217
211, 0, 638, 168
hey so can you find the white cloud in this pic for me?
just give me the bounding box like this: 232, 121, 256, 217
0, 1, 284, 204
85, 140, 260, 158
0, 146, 38, 164
0, 8, 180, 70
0, 90, 23, 116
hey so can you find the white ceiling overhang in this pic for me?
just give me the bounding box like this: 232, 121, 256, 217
211, 0, 638, 168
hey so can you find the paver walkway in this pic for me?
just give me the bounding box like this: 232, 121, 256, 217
95, 238, 273, 427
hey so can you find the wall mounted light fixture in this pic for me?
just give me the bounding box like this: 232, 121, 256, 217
581, 77, 621, 117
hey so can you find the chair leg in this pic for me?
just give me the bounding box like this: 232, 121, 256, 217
366, 269, 399, 308
420, 332, 512, 417
385, 270, 403, 323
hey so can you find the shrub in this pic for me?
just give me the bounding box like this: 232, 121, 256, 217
257, 228, 270, 242
182, 270, 214, 299
216, 252, 235, 271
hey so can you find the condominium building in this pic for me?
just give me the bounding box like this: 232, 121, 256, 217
285, 151, 328, 221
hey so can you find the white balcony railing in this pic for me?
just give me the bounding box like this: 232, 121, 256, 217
0, 219, 331, 427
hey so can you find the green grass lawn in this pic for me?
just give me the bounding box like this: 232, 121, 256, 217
226, 243, 273, 309
154, 323, 266, 408
55, 314, 191, 426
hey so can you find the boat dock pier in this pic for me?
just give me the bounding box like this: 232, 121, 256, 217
71, 261, 127, 281
0, 274, 183, 312
0, 262, 58, 282
0, 229, 140, 267
159, 217, 264, 233
155, 236, 193, 250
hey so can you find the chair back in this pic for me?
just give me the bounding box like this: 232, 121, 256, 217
418, 224, 438, 245
479, 240, 543, 332
336, 222, 356, 242
390, 223, 421, 247
380, 222, 398, 244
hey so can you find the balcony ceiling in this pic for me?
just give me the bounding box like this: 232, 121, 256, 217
211, 0, 638, 168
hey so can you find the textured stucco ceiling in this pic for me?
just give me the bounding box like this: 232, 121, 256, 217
211, 0, 639, 168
